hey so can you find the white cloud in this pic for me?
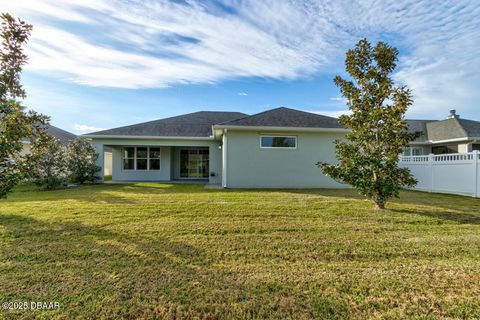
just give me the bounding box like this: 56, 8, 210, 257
309, 110, 351, 118
73, 124, 106, 134
238, 92, 248, 96
3, 0, 480, 117
330, 97, 347, 102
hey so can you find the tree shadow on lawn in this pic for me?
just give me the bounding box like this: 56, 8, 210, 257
0, 214, 232, 318
287, 188, 480, 225
3, 183, 188, 205
390, 191, 480, 225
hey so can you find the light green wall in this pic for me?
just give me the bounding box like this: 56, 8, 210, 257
89, 138, 222, 184
224, 130, 347, 188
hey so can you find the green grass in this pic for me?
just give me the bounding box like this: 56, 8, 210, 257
1, 184, 480, 319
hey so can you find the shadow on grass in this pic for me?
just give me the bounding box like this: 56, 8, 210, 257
390, 208, 480, 225
0, 214, 243, 318
5, 183, 480, 225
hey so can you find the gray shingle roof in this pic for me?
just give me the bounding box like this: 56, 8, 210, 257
458, 119, 480, 137
47, 125, 77, 145
406, 120, 436, 142
86, 106, 480, 142
217, 107, 343, 128
426, 118, 467, 141
88, 111, 248, 137
407, 117, 480, 142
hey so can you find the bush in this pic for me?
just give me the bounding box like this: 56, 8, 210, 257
66, 138, 100, 184
27, 134, 68, 190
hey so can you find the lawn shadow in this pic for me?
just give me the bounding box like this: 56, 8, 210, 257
3, 183, 194, 205
389, 207, 480, 224
0, 213, 257, 319
390, 190, 480, 225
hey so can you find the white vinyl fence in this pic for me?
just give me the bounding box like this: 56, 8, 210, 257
399, 151, 480, 197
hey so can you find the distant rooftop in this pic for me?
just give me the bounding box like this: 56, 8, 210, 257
47, 125, 77, 145
407, 110, 480, 142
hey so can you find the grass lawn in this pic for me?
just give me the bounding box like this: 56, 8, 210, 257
1, 183, 480, 319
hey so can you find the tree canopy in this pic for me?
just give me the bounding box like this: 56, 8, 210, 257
317, 39, 420, 210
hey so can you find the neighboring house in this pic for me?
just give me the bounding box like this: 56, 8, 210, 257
84, 107, 347, 188
405, 110, 480, 156
84, 107, 480, 188
21, 125, 77, 156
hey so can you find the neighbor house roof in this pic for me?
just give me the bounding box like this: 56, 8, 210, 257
87, 111, 248, 138
47, 125, 77, 145
216, 107, 343, 129
406, 119, 436, 142
407, 117, 480, 143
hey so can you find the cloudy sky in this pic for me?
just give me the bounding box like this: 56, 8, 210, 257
4, 0, 480, 134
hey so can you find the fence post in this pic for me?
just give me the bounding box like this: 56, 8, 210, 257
474, 150, 479, 197
428, 153, 434, 193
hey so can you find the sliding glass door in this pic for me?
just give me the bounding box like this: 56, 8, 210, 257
180, 148, 209, 178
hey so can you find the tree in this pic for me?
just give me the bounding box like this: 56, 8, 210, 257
27, 133, 68, 190
0, 13, 48, 198
317, 39, 420, 210
66, 138, 100, 184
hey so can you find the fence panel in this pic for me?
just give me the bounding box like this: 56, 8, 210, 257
399, 151, 479, 197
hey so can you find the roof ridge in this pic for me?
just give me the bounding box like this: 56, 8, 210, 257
452, 117, 469, 137
216, 106, 341, 126
216, 106, 286, 125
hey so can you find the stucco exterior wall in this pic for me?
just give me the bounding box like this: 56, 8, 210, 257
224, 130, 347, 188
89, 138, 222, 184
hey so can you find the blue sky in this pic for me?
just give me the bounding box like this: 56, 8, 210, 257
5, 0, 480, 134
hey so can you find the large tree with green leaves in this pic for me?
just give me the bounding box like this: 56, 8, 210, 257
317, 39, 420, 210
0, 13, 48, 198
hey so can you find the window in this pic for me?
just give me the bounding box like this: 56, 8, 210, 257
149, 148, 161, 170
260, 136, 297, 149
432, 145, 458, 155
123, 147, 161, 170
402, 147, 424, 156
123, 147, 135, 170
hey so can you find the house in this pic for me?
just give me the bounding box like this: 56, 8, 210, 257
84, 107, 347, 188
21, 125, 77, 156
84, 107, 480, 188
405, 110, 480, 156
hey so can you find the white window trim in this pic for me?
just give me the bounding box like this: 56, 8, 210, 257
260, 135, 297, 149
122, 146, 161, 171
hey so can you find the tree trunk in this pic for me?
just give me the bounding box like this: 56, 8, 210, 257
375, 201, 385, 210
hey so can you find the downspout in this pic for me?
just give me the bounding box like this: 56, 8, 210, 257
222, 128, 228, 188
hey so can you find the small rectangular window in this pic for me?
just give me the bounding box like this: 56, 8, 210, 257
260, 136, 297, 149
403, 147, 424, 156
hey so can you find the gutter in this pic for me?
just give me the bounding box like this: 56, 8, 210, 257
82, 134, 215, 140
425, 137, 480, 144
212, 125, 349, 133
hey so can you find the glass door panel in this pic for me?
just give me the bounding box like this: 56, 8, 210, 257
180, 148, 209, 178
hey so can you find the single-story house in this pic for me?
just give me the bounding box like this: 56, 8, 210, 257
405, 110, 480, 156
84, 107, 480, 188
84, 107, 347, 188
